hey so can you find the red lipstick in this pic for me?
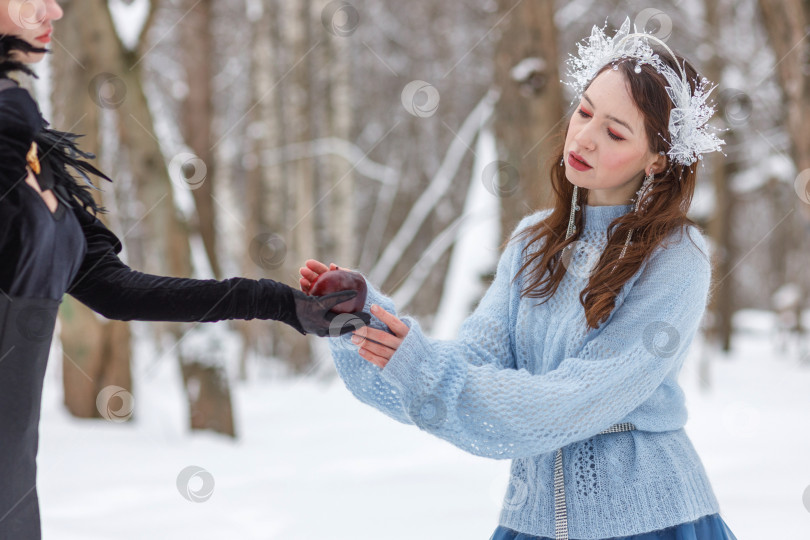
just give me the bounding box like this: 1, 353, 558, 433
568, 151, 592, 171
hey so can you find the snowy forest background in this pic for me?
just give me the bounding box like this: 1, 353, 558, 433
14, 0, 810, 537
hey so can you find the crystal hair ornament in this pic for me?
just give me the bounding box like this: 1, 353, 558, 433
562, 17, 726, 168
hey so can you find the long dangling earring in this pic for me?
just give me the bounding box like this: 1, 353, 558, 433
632, 169, 655, 214
617, 169, 655, 263
565, 185, 580, 241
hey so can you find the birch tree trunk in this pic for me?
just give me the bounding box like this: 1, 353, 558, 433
318, 0, 355, 267
52, 0, 132, 420
179, 0, 221, 279
493, 0, 562, 239
704, 0, 736, 355
175, 0, 235, 436
272, 0, 314, 372
54, 0, 235, 436
239, 0, 282, 379
756, 0, 809, 361
757, 0, 810, 223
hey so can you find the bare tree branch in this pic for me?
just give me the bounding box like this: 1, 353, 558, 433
368, 89, 499, 286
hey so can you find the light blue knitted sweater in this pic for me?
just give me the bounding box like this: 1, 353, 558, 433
328, 204, 721, 539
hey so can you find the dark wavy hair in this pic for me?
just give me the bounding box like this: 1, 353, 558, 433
0, 34, 112, 214
512, 46, 708, 330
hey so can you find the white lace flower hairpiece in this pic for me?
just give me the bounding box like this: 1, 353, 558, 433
563, 16, 726, 168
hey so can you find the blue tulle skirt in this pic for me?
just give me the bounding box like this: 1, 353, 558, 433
489, 513, 738, 540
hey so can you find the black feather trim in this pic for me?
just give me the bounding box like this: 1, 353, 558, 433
1, 34, 113, 215
35, 126, 113, 214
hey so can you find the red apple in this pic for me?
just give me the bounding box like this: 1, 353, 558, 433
309, 269, 367, 313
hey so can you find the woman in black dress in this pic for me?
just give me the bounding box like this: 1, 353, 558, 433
0, 5, 366, 538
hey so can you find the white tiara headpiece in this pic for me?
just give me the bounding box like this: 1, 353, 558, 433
563, 16, 726, 168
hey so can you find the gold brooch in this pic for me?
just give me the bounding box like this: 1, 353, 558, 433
26, 141, 41, 175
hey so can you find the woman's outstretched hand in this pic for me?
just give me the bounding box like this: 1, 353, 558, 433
351, 304, 409, 369
299, 259, 338, 294
298, 259, 409, 368
295, 259, 370, 337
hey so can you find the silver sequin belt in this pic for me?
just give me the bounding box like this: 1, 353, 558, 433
554, 422, 637, 540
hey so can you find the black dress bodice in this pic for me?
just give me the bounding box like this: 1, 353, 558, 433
0, 166, 87, 300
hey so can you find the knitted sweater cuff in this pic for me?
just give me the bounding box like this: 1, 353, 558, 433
378, 316, 432, 400
359, 275, 397, 332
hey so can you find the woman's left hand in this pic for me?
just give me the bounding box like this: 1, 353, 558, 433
351, 304, 409, 369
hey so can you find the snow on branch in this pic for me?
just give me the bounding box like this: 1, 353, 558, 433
368, 88, 500, 286
390, 206, 497, 311
260, 137, 398, 185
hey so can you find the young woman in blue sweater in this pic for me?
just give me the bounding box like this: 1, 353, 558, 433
300, 20, 739, 540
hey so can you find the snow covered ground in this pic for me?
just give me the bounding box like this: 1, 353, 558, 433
36, 310, 810, 540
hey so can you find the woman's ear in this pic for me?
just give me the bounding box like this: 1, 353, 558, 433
650, 152, 667, 175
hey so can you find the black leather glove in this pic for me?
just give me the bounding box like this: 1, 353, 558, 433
291, 289, 371, 337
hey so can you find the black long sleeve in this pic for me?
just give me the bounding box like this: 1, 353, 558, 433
0, 77, 304, 333
65, 204, 305, 332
